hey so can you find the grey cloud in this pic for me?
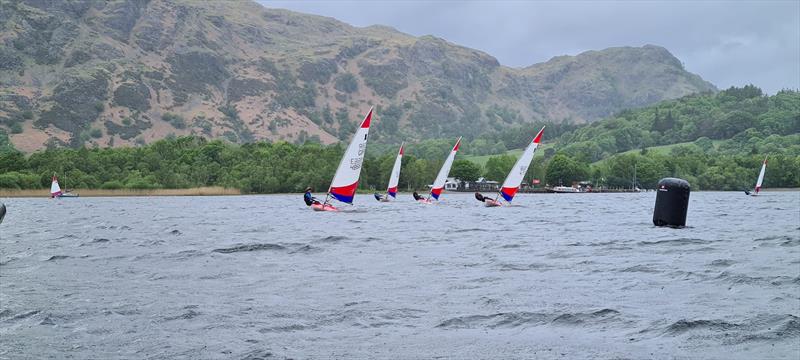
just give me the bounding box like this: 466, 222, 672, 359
259, 0, 799, 94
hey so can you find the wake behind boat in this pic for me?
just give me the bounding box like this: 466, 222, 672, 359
745, 155, 768, 196
313, 108, 373, 212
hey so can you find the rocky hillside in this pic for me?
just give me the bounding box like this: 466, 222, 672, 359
0, 0, 716, 152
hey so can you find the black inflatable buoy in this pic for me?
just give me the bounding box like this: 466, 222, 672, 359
653, 178, 690, 227
0, 202, 5, 224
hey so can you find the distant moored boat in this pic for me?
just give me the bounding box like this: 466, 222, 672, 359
50, 175, 78, 198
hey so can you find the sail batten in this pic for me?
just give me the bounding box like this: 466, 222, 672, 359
328, 108, 373, 204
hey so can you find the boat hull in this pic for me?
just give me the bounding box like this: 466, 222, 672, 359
311, 203, 339, 212
58, 193, 79, 198
484, 199, 502, 207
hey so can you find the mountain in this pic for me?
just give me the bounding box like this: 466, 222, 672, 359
0, 0, 716, 152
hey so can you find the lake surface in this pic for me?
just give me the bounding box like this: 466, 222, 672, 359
1, 192, 799, 359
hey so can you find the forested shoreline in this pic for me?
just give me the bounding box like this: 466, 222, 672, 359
1, 86, 797, 192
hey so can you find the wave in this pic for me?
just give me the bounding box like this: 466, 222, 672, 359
315, 235, 348, 243
754, 235, 800, 247
619, 264, 660, 273
163, 309, 201, 321
212, 243, 287, 254
1, 309, 40, 322
239, 350, 275, 360
714, 271, 799, 287
637, 238, 712, 246
658, 314, 800, 344
498, 263, 553, 271
663, 319, 741, 335
447, 228, 493, 233
708, 259, 735, 267
288, 244, 320, 254
258, 323, 314, 333
80, 238, 110, 246
46, 255, 70, 261
436, 309, 621, 329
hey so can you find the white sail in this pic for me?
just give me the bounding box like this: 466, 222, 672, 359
754, 155, 767, 194
386, 142, 404, 198
430, 137, 461, 200
327, 108, 373, 204
50, 175, 62, 197
497, 127, 544, 202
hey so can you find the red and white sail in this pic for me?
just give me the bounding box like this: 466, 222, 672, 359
498, 127, 545, 202
386, 142, 404, 198
754, 155, 767, 194
50, 175, 62, 197
430, 137, 461, 200
327, 108, 373, 204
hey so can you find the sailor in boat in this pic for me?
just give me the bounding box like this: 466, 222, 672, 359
474, 192, 488, 202
0, 201, 5, 224
373, 193, 385, 202
303, 187, 321, 206
413, 191, 427, 202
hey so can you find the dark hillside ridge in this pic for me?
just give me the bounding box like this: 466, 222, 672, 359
0, 0, 715, 152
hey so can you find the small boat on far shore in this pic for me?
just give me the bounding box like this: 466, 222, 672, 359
50, 175, 79, 198
548, 186, 581, 193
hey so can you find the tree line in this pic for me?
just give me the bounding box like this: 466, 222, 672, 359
0, 86, 797, 192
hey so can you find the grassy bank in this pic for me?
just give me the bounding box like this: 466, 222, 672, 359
0, 187, 241, 197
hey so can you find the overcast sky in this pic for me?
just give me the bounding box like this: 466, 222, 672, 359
258, 0, 799, 94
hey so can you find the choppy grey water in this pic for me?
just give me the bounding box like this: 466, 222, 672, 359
1, 192, 799, 359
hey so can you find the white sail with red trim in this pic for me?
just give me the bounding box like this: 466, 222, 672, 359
327, 108, 373, 204
497, 127, 544, 202
386, 142, 404, 198
754, 155, 767, 195
50, 175, 62, 198
430, 137, 461, 200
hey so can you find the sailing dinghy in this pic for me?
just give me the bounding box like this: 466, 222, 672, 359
313, 108, 373, 211
375, 142, 403, 202
745, 155, 767, 196
484, 127, 544, 207
422, 137, 461, 203
50, 175, 78, 198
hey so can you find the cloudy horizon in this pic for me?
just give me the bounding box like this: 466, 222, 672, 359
259, 0, 799, 94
